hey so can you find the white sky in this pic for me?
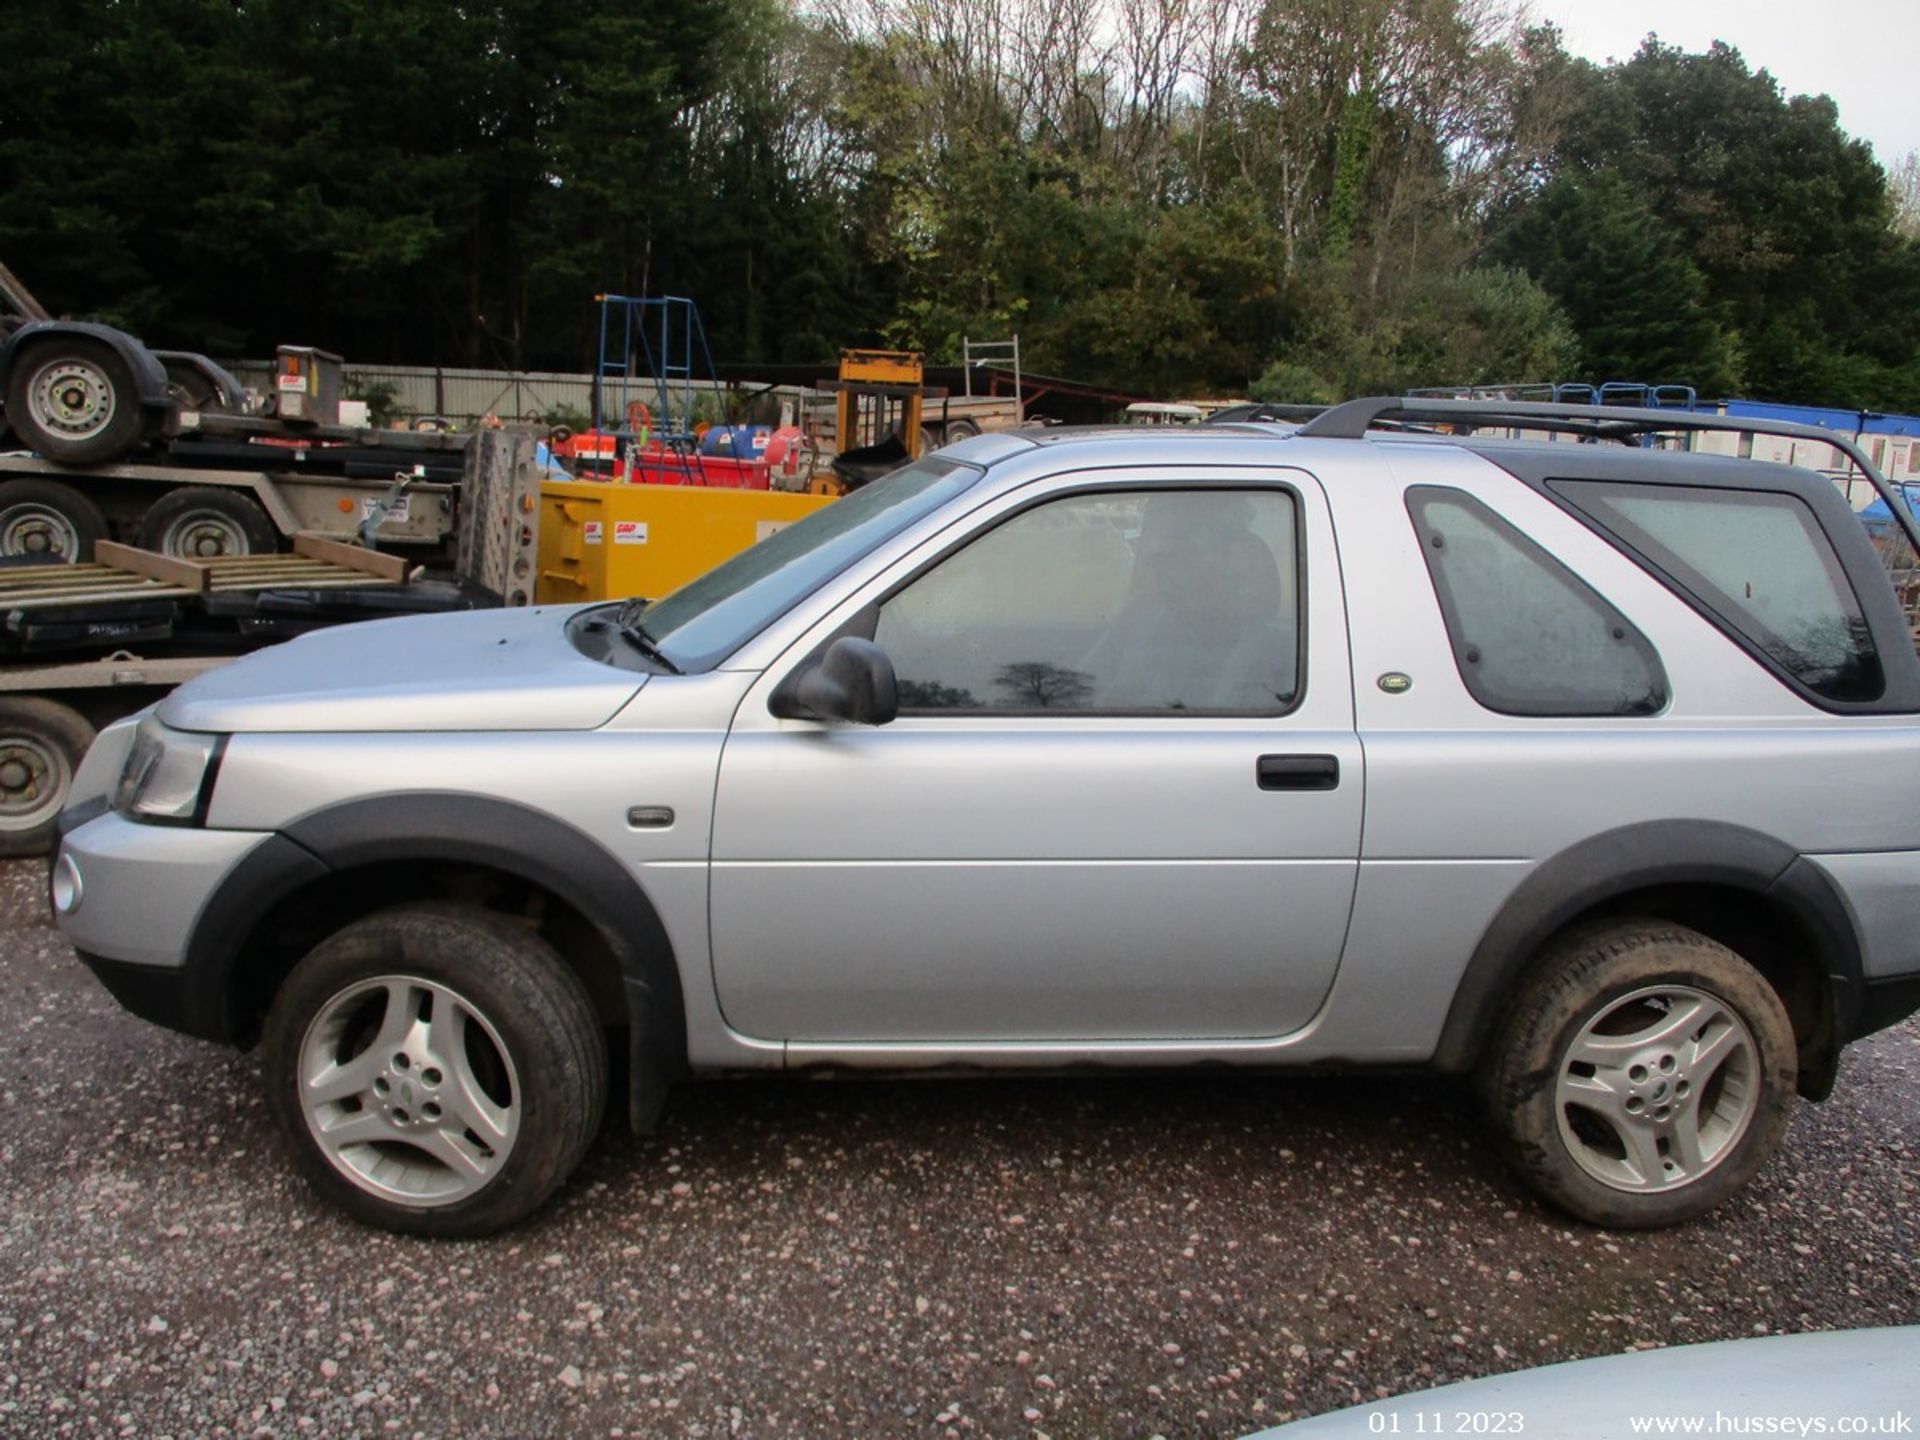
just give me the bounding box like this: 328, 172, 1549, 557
1531, 0, 1919, 167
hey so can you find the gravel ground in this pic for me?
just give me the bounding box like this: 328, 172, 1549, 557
1, 857, 1916, 1440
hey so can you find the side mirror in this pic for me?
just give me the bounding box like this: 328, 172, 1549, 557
773, 636, 899, 726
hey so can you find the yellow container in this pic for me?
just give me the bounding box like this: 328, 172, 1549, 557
535, 479, 837, 604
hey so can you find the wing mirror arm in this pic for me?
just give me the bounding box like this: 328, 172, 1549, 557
770, 637, 899, 726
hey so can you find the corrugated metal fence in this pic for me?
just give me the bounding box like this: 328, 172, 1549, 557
224, 361, 815, 427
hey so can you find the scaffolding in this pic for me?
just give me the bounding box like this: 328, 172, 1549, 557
590, 294, 721, 483
961, 334, 1023, 422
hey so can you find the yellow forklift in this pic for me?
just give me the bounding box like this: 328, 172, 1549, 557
825, 349, 927, 486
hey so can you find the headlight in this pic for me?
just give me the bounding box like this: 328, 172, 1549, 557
112, 717, 224, 825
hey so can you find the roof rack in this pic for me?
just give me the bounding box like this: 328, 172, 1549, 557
1208, 401, 1330, 425
1294, 396, 1920, 553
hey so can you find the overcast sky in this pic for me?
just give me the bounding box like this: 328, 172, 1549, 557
1532, 0, 1918, 168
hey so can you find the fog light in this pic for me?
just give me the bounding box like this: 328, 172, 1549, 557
51, 852, 82, 915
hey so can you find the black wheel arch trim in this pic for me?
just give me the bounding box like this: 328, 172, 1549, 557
1432, 820, 1867, 1086
179, 795, 688, 1126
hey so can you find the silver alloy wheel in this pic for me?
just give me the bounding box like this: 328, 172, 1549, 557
1554, 984, 1760, 1193
0, 500, 81, 559
28, 357, 117, 441
157, 507, 251, 558
298, 975, 520, 1208
0, 733, 69, 831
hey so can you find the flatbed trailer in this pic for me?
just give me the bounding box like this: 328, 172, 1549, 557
0, 424, 712, 854
1, 257, 469, 563
0, 530, 498, 856
0, 448, 461, 560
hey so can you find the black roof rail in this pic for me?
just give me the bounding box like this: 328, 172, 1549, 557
1295, 395, 1920, 555
1206, 401, 1329, 425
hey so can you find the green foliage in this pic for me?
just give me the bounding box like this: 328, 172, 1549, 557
1490, 174, 1739, 393
1256, 259, 1576, 400
2, 1, 1915, 415
1324, 89, 1378, 260
1250, 362, 1340, 406
343, 375, 404, 428
1534, 38, 1920, 408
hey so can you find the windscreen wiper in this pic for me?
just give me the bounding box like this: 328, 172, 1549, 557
613, 597, 681, 673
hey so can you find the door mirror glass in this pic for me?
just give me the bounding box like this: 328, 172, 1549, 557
775, 636, 900, 725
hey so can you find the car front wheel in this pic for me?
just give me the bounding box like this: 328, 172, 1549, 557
263, 904, 607, 1237
1482, 918, 1796, 1229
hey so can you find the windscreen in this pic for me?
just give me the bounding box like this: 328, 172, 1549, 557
640, 457, 981, 672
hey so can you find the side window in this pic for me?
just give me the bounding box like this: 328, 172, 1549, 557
873, 488, 1301, 714
1406, 486, 1668, 717
1550, 480, 1883, 704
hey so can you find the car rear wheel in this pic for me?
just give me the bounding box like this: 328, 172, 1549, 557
1481, 918, 1796, 1228
263, 904, 607, 1237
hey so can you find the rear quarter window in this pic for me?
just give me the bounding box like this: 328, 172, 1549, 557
1549, 480, 1883, 704
1406, 486, 1668, 717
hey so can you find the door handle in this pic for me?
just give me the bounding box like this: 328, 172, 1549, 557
1256, 754, 1340, 791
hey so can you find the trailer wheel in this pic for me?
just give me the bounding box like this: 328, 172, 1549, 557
0, 477, 108, 563
0, 697, 94, 857
4, 337, 147, 465
137, 487, 279, 559
944, 418, 981, 443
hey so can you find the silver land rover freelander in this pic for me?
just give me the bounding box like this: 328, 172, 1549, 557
49, 398, 1920, 1236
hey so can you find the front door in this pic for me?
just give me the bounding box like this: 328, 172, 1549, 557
708, 473, 1362, 1044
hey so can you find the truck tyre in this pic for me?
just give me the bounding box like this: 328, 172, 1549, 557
944, 418, 981, 443
1481, 918, 1796, 1229
263, 903, 608, 1238
137, 486, 279, 559
0, 697, 94, 857
4, 337, 147, 465
0, 477, 108, 562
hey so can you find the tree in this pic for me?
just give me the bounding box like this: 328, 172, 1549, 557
996, 662, 1093, 708
1544, 38, 1917, 405
1490, 173, 1738, 392
1253, 259, 1574, 398
1889, 150, 1920, 241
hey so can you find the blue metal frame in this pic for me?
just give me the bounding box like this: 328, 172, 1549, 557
591, 294, 722, 484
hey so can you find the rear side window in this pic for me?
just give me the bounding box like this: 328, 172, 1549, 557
1550, 480, 1883, 703
1406, 487, 1668, 716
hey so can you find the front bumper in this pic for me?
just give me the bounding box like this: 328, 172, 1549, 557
53, 810, 273, 970
74, 947, 202, 1034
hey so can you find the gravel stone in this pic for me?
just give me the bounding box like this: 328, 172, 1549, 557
0, 858, 1915, 1436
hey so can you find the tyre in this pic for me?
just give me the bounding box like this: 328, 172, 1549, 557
4, 337, 147, 465
160, 356, 230, 414
1480, 918, 1796, 1229
944, 418, 981, 443
263, 904, 608, 1237
136, 486, 278, 559
0, 477, 108, 563
0, 697, 94, 857
917, 424, 942, 457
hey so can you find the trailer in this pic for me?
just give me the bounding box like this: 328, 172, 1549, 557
0, 259, 469, 564
0, 425, 544, 855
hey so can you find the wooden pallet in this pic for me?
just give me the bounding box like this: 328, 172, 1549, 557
0, 534, 412, 611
